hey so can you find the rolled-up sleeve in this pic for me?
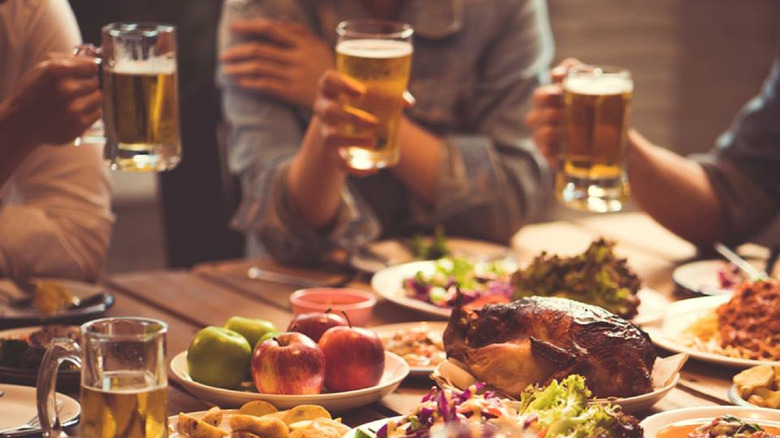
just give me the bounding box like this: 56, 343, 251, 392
218, 0, 381, 264
426, 0, 555, 243
691, 52, 780, 244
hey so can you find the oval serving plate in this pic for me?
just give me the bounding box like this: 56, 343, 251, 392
169, 350, 409, 413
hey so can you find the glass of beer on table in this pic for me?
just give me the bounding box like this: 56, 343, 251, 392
77, 23, 181, 172
556, 65, 633, 212
336, 20, 413, 170
37, 317, 168, 438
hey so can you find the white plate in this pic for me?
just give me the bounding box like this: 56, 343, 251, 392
372, 321, 448, 377
0, 383, 80, 436
351, 238, 513, 273
640, 406, 780, 437
371, 260, 668, 325
0, 325, 81, 386
169, 350, 409, 413
0, 278, 113, 328
728, 383, 780, 409
645, 295, 780, 368
672, 260, 741, 295
343, 417, 400, 438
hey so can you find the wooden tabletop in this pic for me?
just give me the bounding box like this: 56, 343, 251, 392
89, 213, 777, 428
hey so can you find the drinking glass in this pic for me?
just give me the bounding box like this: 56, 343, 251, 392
37, 317, 168, 438
336, 19, 413, 170
556, 65, 633, 212
76, 23, 181, 172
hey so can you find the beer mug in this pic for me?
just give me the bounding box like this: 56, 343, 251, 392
37, 317, 168, 438
336, 20, 413, 170
76, 23, 181, 172
556, 65, 633, 212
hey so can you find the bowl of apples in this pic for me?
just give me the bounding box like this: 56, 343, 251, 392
171, 312, 408, 413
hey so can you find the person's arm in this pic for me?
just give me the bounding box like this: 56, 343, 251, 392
415, 0, 555, 243
626, 130, 727, 244
0, 0, 111, 280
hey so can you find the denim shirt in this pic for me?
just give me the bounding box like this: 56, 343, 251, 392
218, 0, 555, 264
692, 48, 780, 244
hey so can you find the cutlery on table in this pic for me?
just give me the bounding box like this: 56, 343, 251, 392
247, 267, 352, 288
0, 413, 41, 436
713, 242, 768, 280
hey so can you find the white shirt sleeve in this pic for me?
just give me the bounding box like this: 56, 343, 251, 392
0, 0, 114, 280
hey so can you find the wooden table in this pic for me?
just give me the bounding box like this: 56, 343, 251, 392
95, 212, 776, 427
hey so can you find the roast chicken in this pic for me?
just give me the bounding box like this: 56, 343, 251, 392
443, 296, 656, 398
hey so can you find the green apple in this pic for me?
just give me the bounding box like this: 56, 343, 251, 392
187, 326, 251, 389
223, 316, 277, 348
257, 330, 279, 345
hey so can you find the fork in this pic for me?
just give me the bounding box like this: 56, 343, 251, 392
0, 413, 41, 435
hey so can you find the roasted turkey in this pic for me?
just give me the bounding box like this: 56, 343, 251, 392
443, 296, 656, 398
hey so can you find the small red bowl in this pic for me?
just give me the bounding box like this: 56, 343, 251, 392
289, 288, 377, 327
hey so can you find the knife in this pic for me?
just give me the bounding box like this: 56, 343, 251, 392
247, 267, 351, 288
713, 242, 768, 280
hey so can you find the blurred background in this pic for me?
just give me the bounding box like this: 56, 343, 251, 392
65, 0, 780, 274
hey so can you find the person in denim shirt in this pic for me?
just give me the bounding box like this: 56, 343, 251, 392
218, 0, 554, 265
527, 53, 780, 246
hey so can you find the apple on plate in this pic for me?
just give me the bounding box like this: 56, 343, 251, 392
318, 325, 385, 392
251, 332, 325, 395
187, 326, 252, 389
287, 311, 348, 343
224, 316, 278, 348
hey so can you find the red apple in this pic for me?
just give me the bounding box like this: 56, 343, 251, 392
251, 332, 325, 395
287, 311, 348, 343
318, 326, 385, 392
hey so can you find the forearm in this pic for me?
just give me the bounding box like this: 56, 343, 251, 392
627, 130, 727, 244
389, 116, 444, 204
287, 117, 347, 230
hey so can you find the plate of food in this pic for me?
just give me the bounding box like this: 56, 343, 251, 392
640, 406, 780, 437
345, 375, 646, 438
0, 383, 81, 437
169, 350, 409, 413
350, 227, 513, 274
729, 365, 780, 409
372, 321, 447, 377
645, 280, 780, 368
0, 325, 80, 386
371, 239, 669, 326
672, 259, 751, 295
170, 402, 350, 438
0, 278, 113, 329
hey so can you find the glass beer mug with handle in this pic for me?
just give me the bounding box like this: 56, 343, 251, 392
336, 19, 413, 170
556, 65, 633, 213
37, 317, 168, 438
75, 23, 181, 172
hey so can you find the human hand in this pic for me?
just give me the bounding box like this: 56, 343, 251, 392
524, 58, 581, 167
309, 70, 380, 176
220, 19, 334, 109
5, 54, 101, 146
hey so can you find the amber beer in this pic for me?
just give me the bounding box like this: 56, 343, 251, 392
103, 60, 181, 172
336, 21, 413, 170
556, 66, 633, 212
80, 371, 167, 438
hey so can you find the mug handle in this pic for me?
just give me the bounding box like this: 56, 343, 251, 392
36, 338, 81, 438
72, 44, 105, 148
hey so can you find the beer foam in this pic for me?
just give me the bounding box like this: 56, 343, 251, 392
565, 75, 633, 95
336, 39, 413, 59
108, 58, 177, 75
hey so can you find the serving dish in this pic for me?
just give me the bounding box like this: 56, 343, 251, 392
645, 295, 780, 368
351, 237, 513, 274
0, 278, 113, 329
371, 260, 668, 325
672, 259, 743, 295
640, 406, 780, 437
0, 383, 80, 437
0, 325, 80, 387
371, 321, 447, 377
169, 350, 409, 412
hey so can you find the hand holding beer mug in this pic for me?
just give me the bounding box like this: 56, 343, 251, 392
37, 318, 168, 438
556, 65, 633, 212
335, 20, 413, 170
76, 23, 181, 172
